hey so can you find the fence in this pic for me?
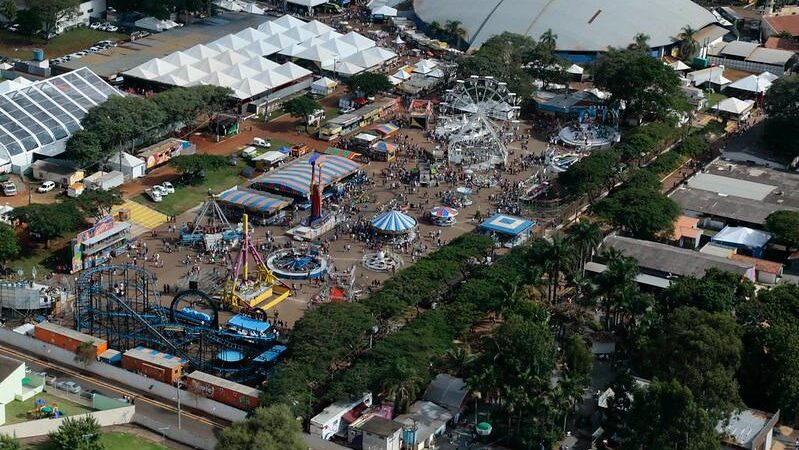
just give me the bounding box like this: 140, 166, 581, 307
0, 406, 135, 438
134, 414, 216, 450
0, 328, 247, 423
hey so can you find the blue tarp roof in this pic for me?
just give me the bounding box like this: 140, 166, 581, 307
478, 214, 535, 236
217, 189, 291, 214
253, 152, 363, 197
228, 314, 272, 333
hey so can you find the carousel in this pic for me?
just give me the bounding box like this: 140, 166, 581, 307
266, 248, 328, 280
429, 206, 458, 227
371, 210, 417, 243
362, 250, 404, 272
558, 106, 621, 150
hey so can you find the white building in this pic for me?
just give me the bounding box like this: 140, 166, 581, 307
53, 0, 107, 34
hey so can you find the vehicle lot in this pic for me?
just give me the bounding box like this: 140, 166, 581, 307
0, 27, 127, 60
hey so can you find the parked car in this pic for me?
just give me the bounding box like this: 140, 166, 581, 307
90, 23, 101, 29
152, 185, 169, 196
241, 146, 258, 159
252, 137, 271, 148
58, 381, 81, 394
3, 182, 16, 196
37, 181, 55, 193
145, 188, 162, 202
160, 181, 175, 194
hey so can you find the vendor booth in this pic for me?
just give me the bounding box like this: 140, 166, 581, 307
478, 214, 535, 248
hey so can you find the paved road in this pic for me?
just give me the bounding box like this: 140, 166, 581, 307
0, 344, 221, 449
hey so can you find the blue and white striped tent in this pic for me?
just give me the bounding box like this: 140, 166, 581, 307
371, 210, 417, 234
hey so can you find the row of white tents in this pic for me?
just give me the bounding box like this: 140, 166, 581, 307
123, 15, 398, 100
684, 66, 778, 94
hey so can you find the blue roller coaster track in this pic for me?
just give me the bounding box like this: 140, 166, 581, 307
74, 264, 280, 384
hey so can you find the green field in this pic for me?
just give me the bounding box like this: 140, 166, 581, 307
5, 391, 93, 425
30, 431, 169, 450
137, 164, 245, 217
0, 28, 128, 60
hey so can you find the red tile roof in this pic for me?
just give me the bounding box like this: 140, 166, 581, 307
730, 254, 783, 274
765, 15, 799, 37
765, 36, 799, 52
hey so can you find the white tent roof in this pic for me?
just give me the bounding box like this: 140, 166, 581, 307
296, 46, 338, 66
171, 65, 209, 84
393, 68, 412, 79
235, 27, 269, 43
759, 71, 779, 82
133, 58, 178, 77
111, 151, 145, 168
714, 97, 755, 115
312, 76, 337, 88
388, 75, 403, 85
279, 42, 309, 57
427, 67, 445, 78
254, 70, 291, 89
265, 34, 300, 51
209, 34, 251, 51
284, 26, 317, 43
713, 226, 771, 247
324, 60, 364, 76
361, 46, 396, 62
413, 59, 437, 74
216, 50, 251, 66
272, 14, 307, 30
199, 71, 240, 88
214, 0, 242, 11
274, 61, 312, 79
257, 21, 288, 35
184, 44, 221, 60
372, 5, 397, 16
156, 72, 188, 86
232, 78, 270, 99
161, 51, 199, 67
239, 41, 280, 56
123, 65, 157, 80
222, 64, 261, 80
192, 57, 231, 73
688, 67, 731, 86
566, 63, 584, 74
727, 74, 771, 93
242, 56, 281, 72
394, 35, 405, 45
240, 1, 264, 14
340, 31, 376, 51
303, 20, 335, 35
317, 30, 343, 41
320, 38, 359, 58
666, 60, 690, 71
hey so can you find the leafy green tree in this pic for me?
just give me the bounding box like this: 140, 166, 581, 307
9, 203, 83, 248
627, 33, 650, 52
593, 45, 687, 121
344, 72, 392, 97
620, 379, 720, 450
459, 32, 537, 98
635, 307, 743, 418
678, 25, 699, 59
215, 404, 308, 450
594, 186, 680, 239
169, 154, 226, 177
765, 210, 799, 249
80, 96, 166, 150
64, 130, 103, 166
764, 75, 799, 160
658, 269, 752, 315
152, 87, 202, 126
526, 29, 569, 89
534, 235, 575, 304
283, 95, 322, 133
739, 284, 799, 421
593, 247, 647, 329
567, 220, 602, 275
563, 334, 592, 380
71, 189, 123, 220
15, 9, 40, 36
0, 223, 20, 268
557, 149, 620, 199
0, 433, 21, 450
28, 0, 79, 39
49, 416, 103, 450
443, 20, 468, 49
0, 0, 16, 21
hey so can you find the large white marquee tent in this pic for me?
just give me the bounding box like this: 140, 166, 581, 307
123, 16, 398, 100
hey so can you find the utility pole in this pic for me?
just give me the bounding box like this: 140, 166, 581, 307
176, 380, 182, 429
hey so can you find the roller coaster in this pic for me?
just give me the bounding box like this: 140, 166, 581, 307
74, 264, 283, 384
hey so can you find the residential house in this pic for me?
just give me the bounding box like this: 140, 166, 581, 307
669, 215, 703, 249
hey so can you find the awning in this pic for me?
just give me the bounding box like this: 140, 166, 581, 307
254, 153, 364, 197
372, 123, 399, 136
373, 141, 396, 153
252, 150, 287, 164
323, 147, 362, 159
478, 214, 535, 236
228, 314, 271, 333
217, 189, 291, 213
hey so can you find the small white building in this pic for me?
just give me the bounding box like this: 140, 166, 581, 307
360, 416, 402, 450
51, 0, 107, 34
311, 77, 337, 96
311, 393, 372, 440
108, 152, 146, 179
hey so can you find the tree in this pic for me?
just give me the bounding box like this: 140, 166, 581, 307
557, 149, 620, 199
28, 0, 79, 39
282, 95, 322, 133
678, 25, 699, 59
765, 210, 799, 249
0, 434, 21, 450
80, 96, 166, 150
72, 189, 123, 220
216, 404, 306, 450
444, 20, 467, 49
594, 186, 680, 239
64, 130, 103, 167
627, 33, 650, 52
9, 203, 83, 248
563, 334, 592, 380
567, 220, 602, 275
526, 29, 569, 88
635, 306, 743, 418
15, 9, 40, 37
169, 154, 226, 178
620, 379, 720, 450
658, 269, 752, 315
593, 45, 687, 121
535, 235, 575, 304
152, 87, 203, 126
74, 341, 95, 366
0, 0, 16, 21
382, 358, 425, 415
459, 32, 538, 98
49, 416, 103, 450
764, 75, 799, 160
428, 20, 442, 39
594, 248, 646, 329
344, 72, 392, 97
0, 223, 20, 268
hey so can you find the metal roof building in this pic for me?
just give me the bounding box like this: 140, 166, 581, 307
0, 67, 123, 172
413, 0, 718, 57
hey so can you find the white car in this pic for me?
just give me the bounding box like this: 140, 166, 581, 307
3, 182, 16, 196
145, 188, 162, 202
106, 25, 118, 32
37, 181, 55, 193
160, 181, 175, 194
152, 185, 169, 196
252, 137, 271, 148
90, 23, 101, 29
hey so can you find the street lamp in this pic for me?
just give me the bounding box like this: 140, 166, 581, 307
175, 380, 183, 429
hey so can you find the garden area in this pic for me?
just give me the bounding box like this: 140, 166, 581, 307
0, 28, 127, 60
4, 392, 92, 425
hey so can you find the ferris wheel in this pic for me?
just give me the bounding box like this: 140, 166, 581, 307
438, 76, 520, 170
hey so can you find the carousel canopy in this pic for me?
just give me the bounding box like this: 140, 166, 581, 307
371, 210, 417, 233
431, 206, 458, 217
253, 152, 364, 197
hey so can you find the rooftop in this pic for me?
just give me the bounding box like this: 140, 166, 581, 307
730, 254, 783, 275
359, 416, 402, 437
0, 355, 22, 381
764, 36, 799, 51
718, 409, 778, 450
37, 322, 107, 346
422, 374, 468, 413
186, 370, 260, 397
764, 14, 799, 36
670, 215, 701, 241
123, 346, 188, 369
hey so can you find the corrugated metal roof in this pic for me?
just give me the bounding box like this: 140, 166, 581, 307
413, 0, 717, 51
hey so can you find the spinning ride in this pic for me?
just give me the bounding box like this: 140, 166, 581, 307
181, 195, 240, 247
371, 210, 417, 243
362, 250, 403, 272
558, 105, 621, 149
221, 214, 291, 314
438, 76, 520, 170
74, 264, 280, 383
430, 206, 458, 226
266, 248, 328, 280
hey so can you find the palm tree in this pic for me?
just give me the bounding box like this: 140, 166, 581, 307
541, 235, 576, 304
679, 25, 699, 59
428, 20, 442, 39
382, 359, 424, 415
444, 346, 475, 377
594, 248, 640, 329
539, 28, 558, 54
628, 33, 650, 52
444, 20, 468, 49
567, 220, 603, 275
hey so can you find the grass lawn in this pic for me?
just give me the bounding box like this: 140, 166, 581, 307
8, 247, 53, 278
30, 432, 168, 450
0, 28, 128, 60
136, 163, 246, 217
5, 391, 92, 425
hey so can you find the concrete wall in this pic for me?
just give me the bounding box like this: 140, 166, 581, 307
0, 328, 248, 423
133, 414, 216, 450
0, 363, 25, 404
0, 406, 134, 438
